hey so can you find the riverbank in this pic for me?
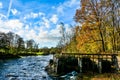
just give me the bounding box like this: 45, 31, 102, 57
76, 73, 120, 80
0, 53, 20, 59
0, 52, 51, 59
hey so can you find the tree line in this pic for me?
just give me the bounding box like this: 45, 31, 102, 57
58, 0, 120, 54
0, 31, 60, 56
0, 31, 38, 54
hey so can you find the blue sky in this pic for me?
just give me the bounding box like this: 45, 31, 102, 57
0, 0, 80, 48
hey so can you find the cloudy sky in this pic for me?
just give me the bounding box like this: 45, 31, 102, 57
0, 0, 80, 48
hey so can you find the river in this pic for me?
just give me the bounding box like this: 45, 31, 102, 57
0, 55, 55, 80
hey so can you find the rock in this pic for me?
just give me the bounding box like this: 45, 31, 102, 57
42, 75, 46, 79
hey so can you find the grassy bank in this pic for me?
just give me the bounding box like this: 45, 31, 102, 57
76, 73, 120, 80
0, 51, 51, 59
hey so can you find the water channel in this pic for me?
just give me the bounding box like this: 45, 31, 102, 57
0, 55, 55, 80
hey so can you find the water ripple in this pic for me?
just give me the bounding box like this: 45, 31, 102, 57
0, 55, 53, 80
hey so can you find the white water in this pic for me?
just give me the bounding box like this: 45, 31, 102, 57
0, 55, 54, 80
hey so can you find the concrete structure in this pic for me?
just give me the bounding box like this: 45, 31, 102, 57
53, 53, 119, 74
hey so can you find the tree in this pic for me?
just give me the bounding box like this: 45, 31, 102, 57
17, 37, 25, 53
26, 39, 35, 52
65, 26, 78, 52
75, 0, 120, 53
0, 31, 38, 55
6, 32, 15, 53
0, 32, 9, 53
105, 0, 120, 52
57, 23, 77, 52
58, 23, 66, 49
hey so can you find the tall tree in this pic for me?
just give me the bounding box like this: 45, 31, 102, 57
0, 32, 9, 53
75, 0, 120, 53
57, 23, 77, 52
17, 37, 25, 53
7, 32, 15, 53
26, 39, 35, 52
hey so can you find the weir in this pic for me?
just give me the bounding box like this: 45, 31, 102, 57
53, 53, 119, 74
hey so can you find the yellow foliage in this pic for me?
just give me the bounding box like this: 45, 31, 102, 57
74, 0, 120, 53
76, 21, 102, 53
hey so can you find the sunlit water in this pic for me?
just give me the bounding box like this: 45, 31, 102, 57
0, 55, 55, 80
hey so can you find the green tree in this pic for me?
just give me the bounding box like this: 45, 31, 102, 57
26, 39, 35, 52
7, 32, 15, 53
17, 37, 25, 53
0, 32, 9, 53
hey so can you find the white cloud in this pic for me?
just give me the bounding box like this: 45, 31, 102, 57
57, 0, 79, 14
42, 17, 50, 28
31, 12, 39, 18
50, 24, 61, 36
33, 25, 61, 47
24, 12, 45, 20
0, 18, 61, 48
0, 2, 3, 8
50, 14, 58, 24
25, 25, 29, 30
57, 5, 64, 14
25, 29, 37, 40
5, 19, 23, 30
65, 0, 79, 7
0, 19, 24, 32
38, 29, 48, 39
11, 8, 18, 15
24, 12, 38, 19
0, 0, 79, 48
38, 12, 45, 16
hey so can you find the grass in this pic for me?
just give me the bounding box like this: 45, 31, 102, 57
92, 73, 120, 80
76, 73, 120, 80
36, 52, 44, 55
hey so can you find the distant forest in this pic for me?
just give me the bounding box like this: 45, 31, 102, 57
0, 31, 60, 56
0, 31, 39, 54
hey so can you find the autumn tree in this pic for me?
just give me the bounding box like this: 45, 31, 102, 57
65, 26, 78, 52
75, 0, 120, 53
105, 0, 120, 52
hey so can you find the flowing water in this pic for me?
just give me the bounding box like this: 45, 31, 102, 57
0, 55, 55, 80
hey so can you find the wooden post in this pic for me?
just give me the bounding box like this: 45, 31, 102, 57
112, 55, 119, 72
93, 55, 94, 74
78, 58, 82, 73
98, 55, 102, 73
55, 58, 58, 74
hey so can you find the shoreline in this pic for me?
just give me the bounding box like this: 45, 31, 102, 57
0, 52, 51, 59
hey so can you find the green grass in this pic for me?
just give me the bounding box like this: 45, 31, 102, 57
36, 52, 44, 55
0, 49, 5, 52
